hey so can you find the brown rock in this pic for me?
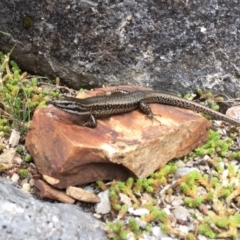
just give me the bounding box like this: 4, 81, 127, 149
34, 179, 75, 204
66, 186, 100, 203
26, 86, 210, 189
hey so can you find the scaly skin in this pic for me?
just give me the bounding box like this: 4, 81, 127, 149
50, 90, 240, 128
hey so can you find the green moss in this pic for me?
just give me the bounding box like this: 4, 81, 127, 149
24, 154, 32, 163
16, 145, 23, 153
198, 224, 215, 239
0, 50, 59, 136
19, 169, 28, 178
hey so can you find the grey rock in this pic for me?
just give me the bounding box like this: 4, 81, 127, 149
0, 177, 107, 240
0, 1, 240, 96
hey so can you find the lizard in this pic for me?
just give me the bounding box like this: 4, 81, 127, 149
50, 89, 240, 128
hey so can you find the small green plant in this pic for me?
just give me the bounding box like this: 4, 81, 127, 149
19, 169, 28, 178
0, 50, 59, 136
16, 145, 24, 154
105, 221, 128, 240
198, 224, 216, 239
24, 154, 32, 163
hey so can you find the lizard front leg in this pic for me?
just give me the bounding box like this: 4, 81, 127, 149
81, 114, 97, 128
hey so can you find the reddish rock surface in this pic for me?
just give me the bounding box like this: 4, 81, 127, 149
26, 87, 211, 189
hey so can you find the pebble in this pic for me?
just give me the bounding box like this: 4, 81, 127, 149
226, 106, 240, 120
8, 129, 20, 147
128, 207, 149, 216
29, 178, 35, 187
230, 160, 239, 166
11, 173, 20, 183
218, 161, 224, 169
202, 155, 210, 161
173, 167, 199, 180
22, 183, 31, 192
93, 213, 101, 219
94, 190, 111, 214
14, 156, 23, 165
126, 232, 135, 240
161, 237, 177, 240
119, 193, 132, 207
197, 235, 208, 240
172, 206, 190, 222
176, 160, 186, 168
170, 196, 184, 206
140, 230, 176, 240
134, 217, 148, 229
178, 225, 189, 234
151, 226, 162, 239
163, 207, 171, 215
0, 148, 16, 164
84, 185, 95, 193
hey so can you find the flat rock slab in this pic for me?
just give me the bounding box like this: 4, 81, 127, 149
25, 87, 210, 189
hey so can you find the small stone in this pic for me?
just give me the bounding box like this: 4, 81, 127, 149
9, 129, 20, 147
43, 175, 60, 185
94, 190, 111, 214
141, 192, 154, 205
176, 160, 186, 168
29, 178, 35, 187
66, 186, 100, 203
199, 204, 209, 215
11, 173, 20, 183
21, 177, 30, 185
202, 155, 210, 161
161, 237, 177, 240
22, 183, 31, 192
128, 207, 149, 216
163, 207, 171, 215
172, 207, 190, 223
0, 148, 16, 164
168, 196, 184, 206
126, 232, 135, 240
151, 226, 172, 239
151, 226, 161, 239
173, 167, 199, 180
135, 217, 148, 229
226, 106, 240, 121
93, 213, 101, 219
14, 156, 23, 165
178, 225, 189, 234
119, 193, 132, 207
84, 185, 95, 193
197, 235, 208, 240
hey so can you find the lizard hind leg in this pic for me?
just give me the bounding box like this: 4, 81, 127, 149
139, 101, 162, 126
